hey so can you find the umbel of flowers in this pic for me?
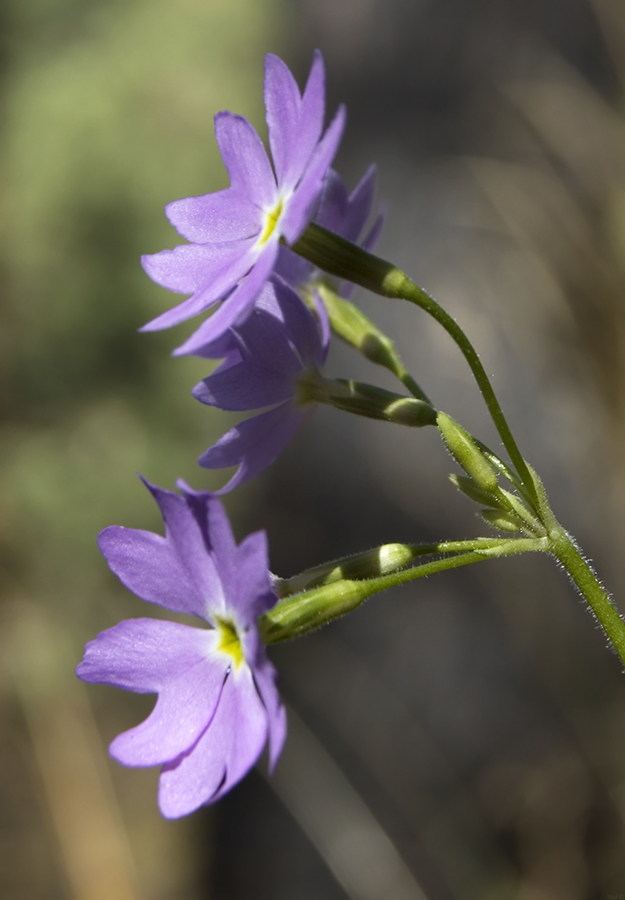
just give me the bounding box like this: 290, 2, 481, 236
78, 51, 625, 819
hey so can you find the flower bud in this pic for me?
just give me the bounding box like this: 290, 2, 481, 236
497, 488, 545, 536
316, 378, 437, 427
319, 287, 405, 368
479, 510, 523, 533
437, 412, 498, 493
273, 543, 421, 598
449, 473, 501, 508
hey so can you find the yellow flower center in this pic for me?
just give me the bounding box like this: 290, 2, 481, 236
216, 616, 244, 669
258, 198, 284, 246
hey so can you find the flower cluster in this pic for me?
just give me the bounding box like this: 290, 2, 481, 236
78, 51, 385, 818
75, 37, 625, 837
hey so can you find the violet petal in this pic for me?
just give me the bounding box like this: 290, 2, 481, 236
80, 620, 228, 767
97, 480, 223, 618
264, 277, 326, 367
141, 240, 250, 296
274, 243, 313, 289
77, 619, 214, 692
280, 104, 346, 244
316, 168, 349, 234
209, 667, 268, 803
214, 112, 276, 209
165, 187, 260, 244
193, 361, 294, 411
253, 658, 287, 771
172, 242, 278, 353
140, 239, 258, 331
227, 530, 275, 622
313, 290, 331, 361
232, 301, 305, 375
158, 665, 267, 817
265, 51, 324, 193
340, 164, 377, 243
78, 619, 229, 765
175, 482, 238, 612
198, 403, 313, 493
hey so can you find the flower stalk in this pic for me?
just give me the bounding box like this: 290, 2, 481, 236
290, 222, 537, 503
550, 528, 625, 664
273, 537, 525, 598
260, 537, 548, 644
289, 221, 625, 666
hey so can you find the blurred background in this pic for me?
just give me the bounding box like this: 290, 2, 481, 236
2, 0, 625, 897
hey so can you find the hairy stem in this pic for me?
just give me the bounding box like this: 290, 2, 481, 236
261, 538, 545, 643
551, 528, 625, 666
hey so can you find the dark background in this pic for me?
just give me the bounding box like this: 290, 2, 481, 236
2, 0, 625, 898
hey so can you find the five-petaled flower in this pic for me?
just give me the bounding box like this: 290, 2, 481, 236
191, 275, 330, 492
77, 478, 285, 818
141, 51, 345, 350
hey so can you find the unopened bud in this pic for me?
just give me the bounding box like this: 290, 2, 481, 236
326, 379, 437, 427
273, 543, 421, 597
479, 510, 523, 533
319, 287, 401, 367
437, 412, 498, 493
450, 474, 500, 508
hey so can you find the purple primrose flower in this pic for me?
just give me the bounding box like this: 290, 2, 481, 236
141, 51, 345, 348
77, 479, 286, 819
192, 276, 330, 493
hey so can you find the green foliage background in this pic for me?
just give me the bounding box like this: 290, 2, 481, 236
0, 2, 285, 896
0, 0, 285, 625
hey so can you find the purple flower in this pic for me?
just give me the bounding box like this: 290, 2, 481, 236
275, 165, 385, 299
141, 51, 345, 348
192, 276, 330, 493
77, 479, 286, 819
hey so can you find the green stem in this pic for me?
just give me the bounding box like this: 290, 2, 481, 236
290, 226, 625, 664
551, 529, 625, 666
291, 224, 536, 502
275, 537, 528, 598
261, 538, 545, 643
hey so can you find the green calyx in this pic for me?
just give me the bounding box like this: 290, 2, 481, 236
290, 223, 410, 299
273, 542, 424, 598
297, 372, 437, 427
437, 411, 498, 492
260, 579, 372, 644
260, 536, 548, 644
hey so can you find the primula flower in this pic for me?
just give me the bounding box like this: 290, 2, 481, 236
141, 51, 345, 348
192, 275, 330, 493
77, 479, 286, 819
275, 165, 384, 300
